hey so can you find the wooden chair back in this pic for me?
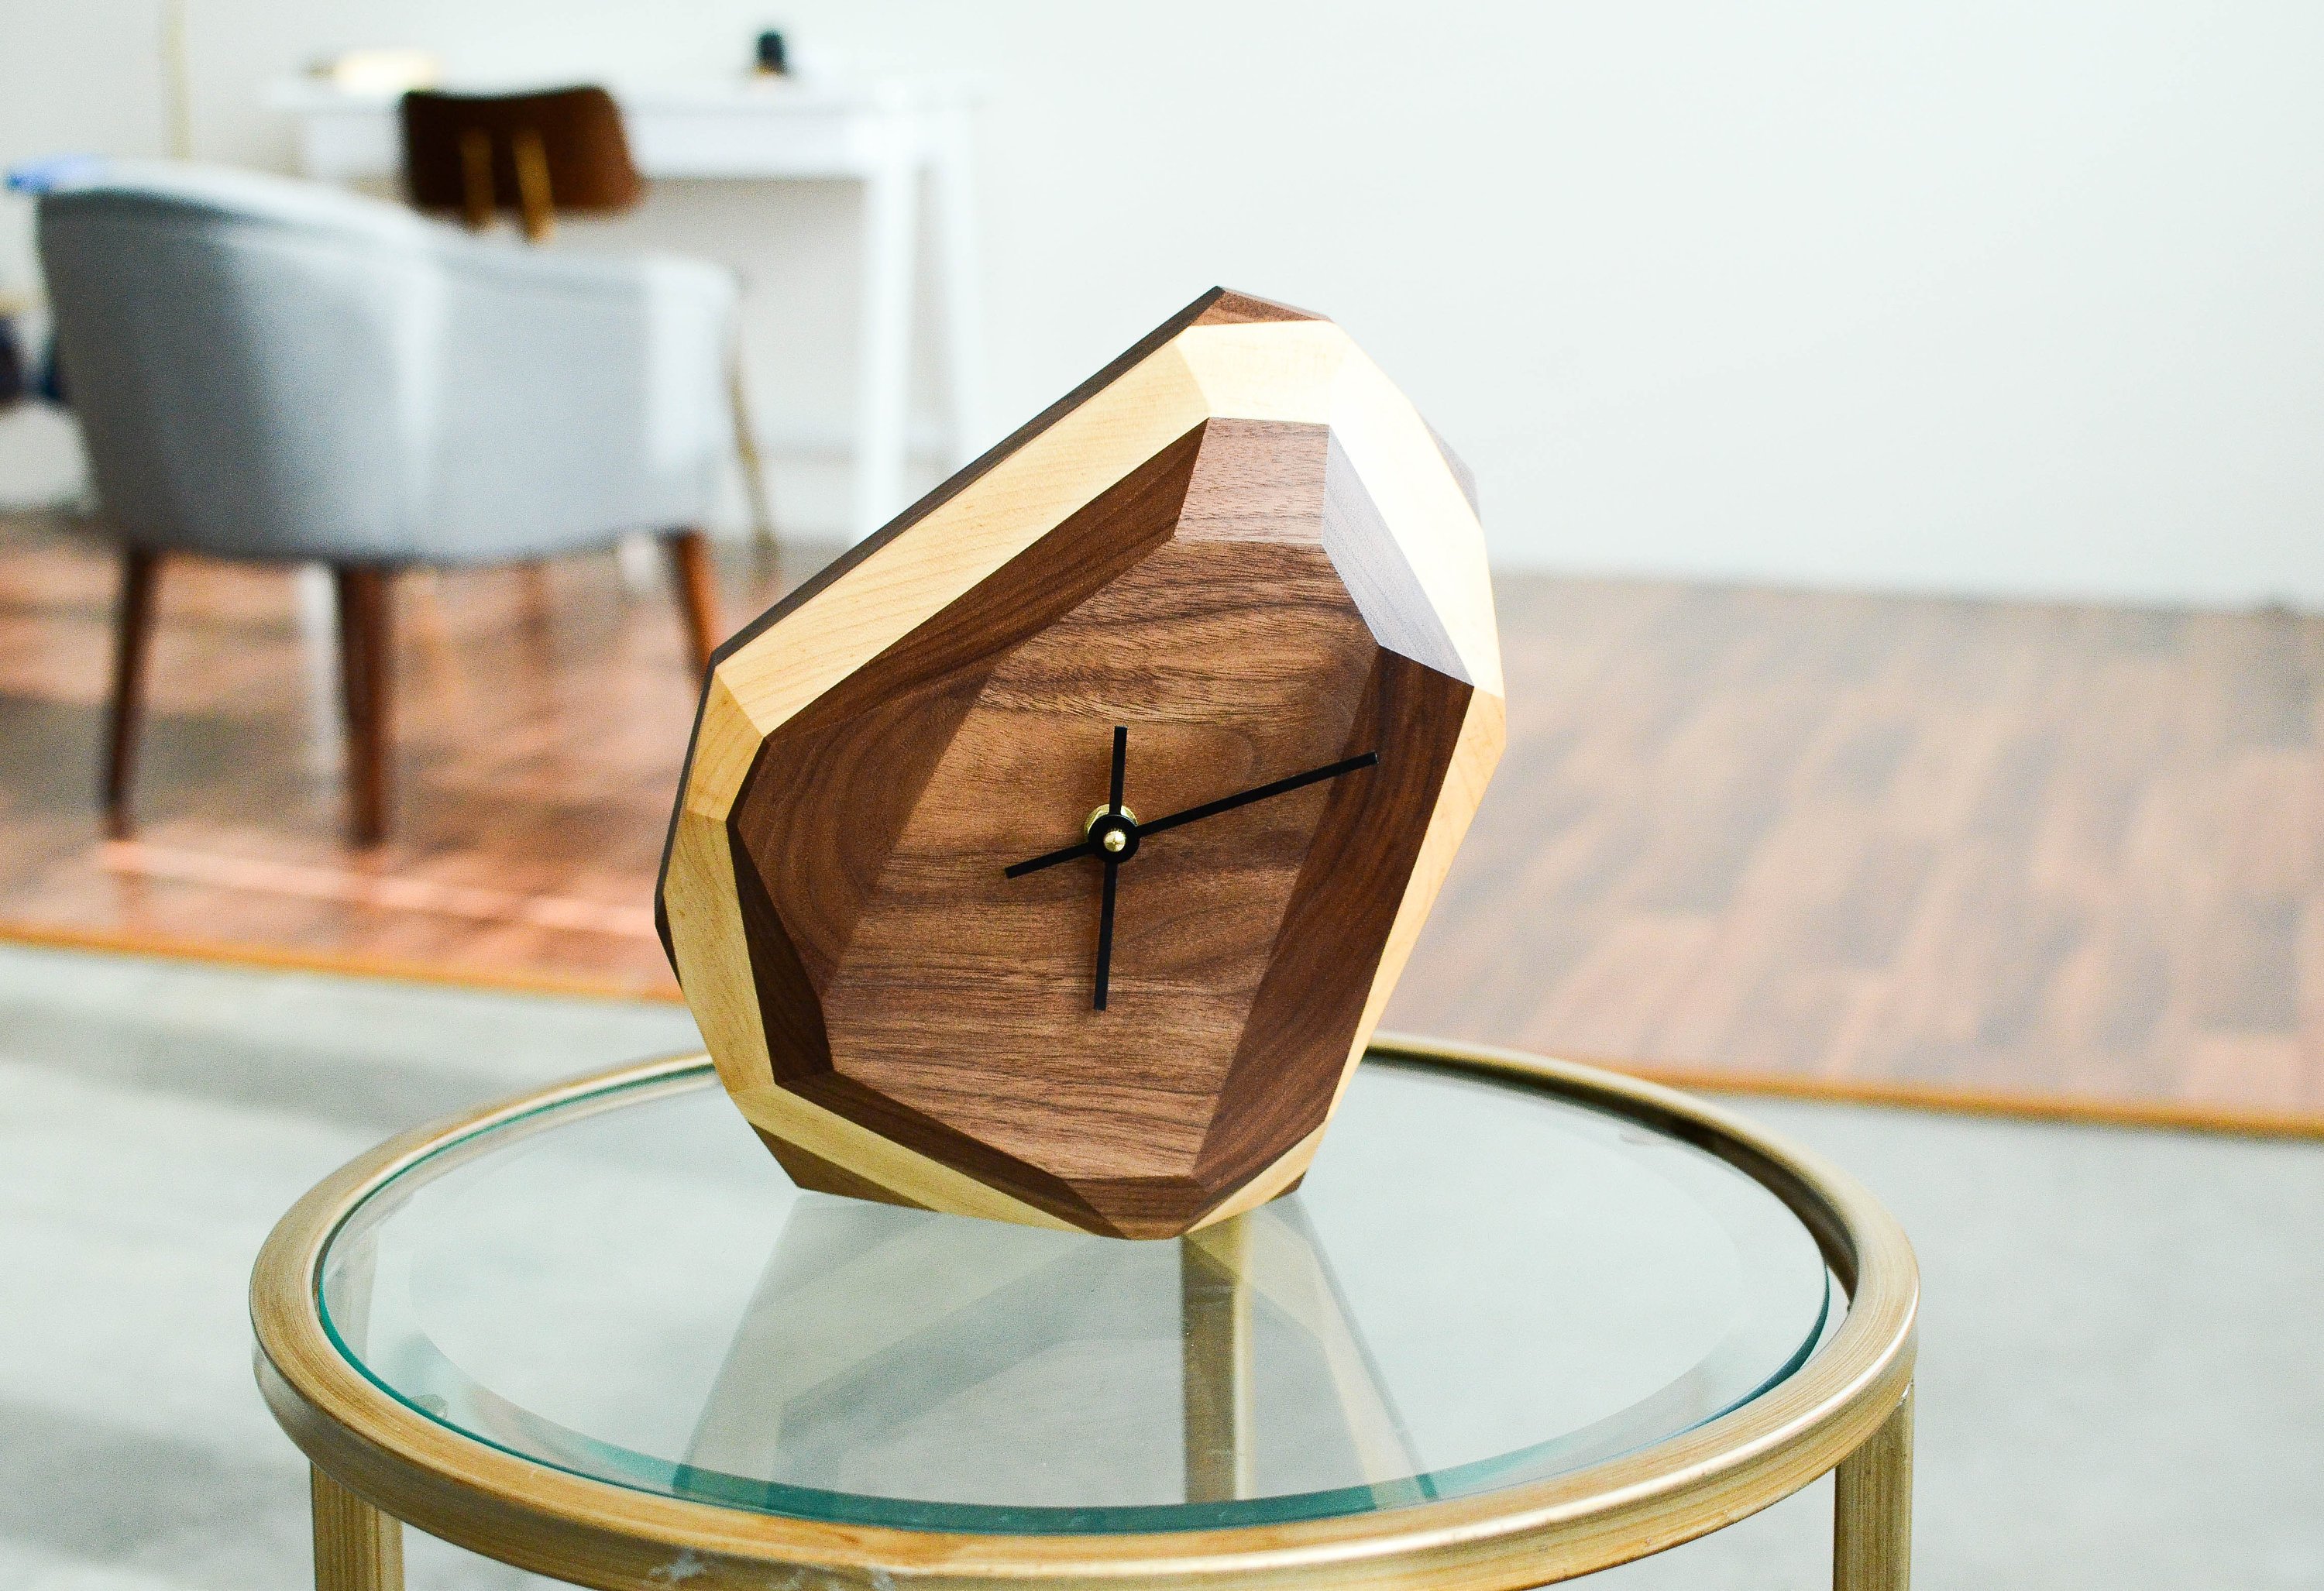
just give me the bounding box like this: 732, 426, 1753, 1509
399, 86, 641, 242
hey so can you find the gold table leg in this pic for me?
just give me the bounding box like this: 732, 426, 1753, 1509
1833, 1383, 1913, 1590
1181, 1217, 1255, 1504
312, 1466, 404, 1591
731, 348, 777, 548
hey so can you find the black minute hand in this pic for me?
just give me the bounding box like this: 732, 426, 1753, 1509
1137, 751, 1379, 838
1005, 834, 1098, 878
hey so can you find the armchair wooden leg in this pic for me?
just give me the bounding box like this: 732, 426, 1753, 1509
101, 547, 162, 840
662, 530, 721, 681
730, 349, 777, 547
332, 565, 395, 847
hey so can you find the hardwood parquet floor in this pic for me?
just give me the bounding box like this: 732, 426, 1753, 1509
1397, 579, 2324, 1122
0, 514, 813, 996
4, 512, 2319, 1125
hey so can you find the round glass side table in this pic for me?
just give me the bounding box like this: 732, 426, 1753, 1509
252, 1035, 1918, 1591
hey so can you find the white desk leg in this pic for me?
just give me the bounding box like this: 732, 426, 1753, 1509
852, 157, 919, 542
928, 105, 987, 467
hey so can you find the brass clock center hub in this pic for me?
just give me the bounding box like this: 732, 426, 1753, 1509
1084, 804, 1139, 841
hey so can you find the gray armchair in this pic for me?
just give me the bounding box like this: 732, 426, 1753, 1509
37, 160, 734, 844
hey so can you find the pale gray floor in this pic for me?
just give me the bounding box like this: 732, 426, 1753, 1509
0, 942, 2317, 1589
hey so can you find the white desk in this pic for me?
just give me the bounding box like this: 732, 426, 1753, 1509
268, 75, 985, 541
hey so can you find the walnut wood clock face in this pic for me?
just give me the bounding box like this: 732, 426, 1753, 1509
658, 289, 1504, 1239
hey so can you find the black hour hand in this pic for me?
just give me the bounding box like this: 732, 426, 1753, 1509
1005, 835, 1100, 879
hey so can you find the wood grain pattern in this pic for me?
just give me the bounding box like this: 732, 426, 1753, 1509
665, 297, 1498, 1237
717, 427, 1215, 1226
657, 287, 1473, 973
1165, 323, 1501, 696
655, 302, 1223, 952
728, 427, 1208, 995
734, 507, 1454, 1231
1198, 649, 1472, 1193
1189, 1124, 1318, 1230
789, 527, 1387, 1230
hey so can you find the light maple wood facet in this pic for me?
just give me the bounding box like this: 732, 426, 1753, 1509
662, 290, 1503, 1237
251, 1039, 1919, 1591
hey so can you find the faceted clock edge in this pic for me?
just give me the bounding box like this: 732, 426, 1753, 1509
651, 290, 1494, 1238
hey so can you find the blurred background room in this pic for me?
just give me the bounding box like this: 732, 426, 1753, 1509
1, 3, 2319, 1588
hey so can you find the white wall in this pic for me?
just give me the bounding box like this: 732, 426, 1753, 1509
5, 2, 2323, 605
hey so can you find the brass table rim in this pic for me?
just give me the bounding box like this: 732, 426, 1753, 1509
251, 1033, 1920, 1589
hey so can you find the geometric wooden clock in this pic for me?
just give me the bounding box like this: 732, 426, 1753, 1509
656, 287, 1501, 1239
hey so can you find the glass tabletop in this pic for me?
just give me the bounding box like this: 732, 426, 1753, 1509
317, 1057, 1835, 1534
